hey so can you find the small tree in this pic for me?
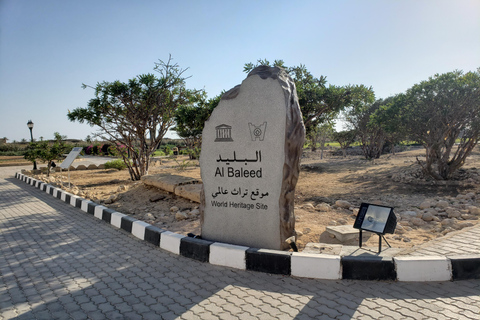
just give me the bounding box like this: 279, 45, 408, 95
308, 121, 335, 159
332, 130, 357, 157
389, 69, 480, 179
68, 56, 199, 180
24, 132, 68, 176
344, 96, 386, 160
173, 92, 221, 159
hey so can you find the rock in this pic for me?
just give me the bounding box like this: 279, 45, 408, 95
441, 218, 455, 227
296, 230, 303, 237
189, 208, 200, 216
465, 192, 476, 199
337, 218, 348, 225
175, 211, 188, 221
410, 217, 426, 226
352, 208, 359, 216
462, 214, 478, 220
455, 222, 474, 230
104, 194, 117, 204
328, 220, 338, 226
419, 200, 432, 210
436, 200, 449, 208
302, 227, 311, 234
335, 200, 351, 209
442, 227, 454, 235
144, 213, 155, 221
400, 211, 418, 219
468, 206, 480, 215
422, 212, 435, 222
302, 203, 315, 210
149, 195, 166, 202
402, 237, 411, 243
117, 185, 127, 192
315, 203, 331, 212
170, 206, 179, 212
446, 208, 461, 218
395, 225, 405, 234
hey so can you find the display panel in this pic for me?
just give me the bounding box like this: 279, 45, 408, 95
353, 203, 396, 235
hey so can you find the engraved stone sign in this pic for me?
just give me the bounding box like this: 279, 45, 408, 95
200, 66, 305, 250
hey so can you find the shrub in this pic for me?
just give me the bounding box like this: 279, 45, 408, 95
85, 145, 93, 155
101, 143, 111, 155
104, 159, 127, 170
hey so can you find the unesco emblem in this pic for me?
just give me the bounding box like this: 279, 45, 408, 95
249, 122, 267, 141
214, 124, 233, 142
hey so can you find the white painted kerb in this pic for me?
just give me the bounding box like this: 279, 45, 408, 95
394, 256, 451, 282
160, 231, 185, 255
132, 221, 151, 240
291, 252, 342, 280
209, 242, 248, 270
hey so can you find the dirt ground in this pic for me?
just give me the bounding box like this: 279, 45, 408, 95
26, 146, 480, 252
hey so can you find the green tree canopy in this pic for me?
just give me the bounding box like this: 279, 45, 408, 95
173, 92, 221, 158
387, 68, 480, 179
244, 59, 374, 136
24, 132, 68, 176
68, 57, 199, 180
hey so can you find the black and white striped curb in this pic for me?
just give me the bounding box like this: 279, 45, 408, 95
15, 173, 480, 282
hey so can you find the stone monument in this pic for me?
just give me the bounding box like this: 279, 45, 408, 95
199, 66, 305, 250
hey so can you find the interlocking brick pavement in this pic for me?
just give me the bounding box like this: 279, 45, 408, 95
398, 223, 480, 256
1, 168, 480, 319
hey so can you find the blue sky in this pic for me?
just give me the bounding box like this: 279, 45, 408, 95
1, 0, 479, 141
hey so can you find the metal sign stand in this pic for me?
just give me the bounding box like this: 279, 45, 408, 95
358, 230, 392, 253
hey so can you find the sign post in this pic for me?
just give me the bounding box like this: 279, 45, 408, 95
59, 147, 83, 188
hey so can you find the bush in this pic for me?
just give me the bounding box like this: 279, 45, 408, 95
101, 143, 111, 155
104, 159, 127, 170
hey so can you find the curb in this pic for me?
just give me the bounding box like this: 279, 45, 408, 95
15, 173, 480, 282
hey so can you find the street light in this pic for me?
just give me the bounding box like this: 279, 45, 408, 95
27, 120, 37, 170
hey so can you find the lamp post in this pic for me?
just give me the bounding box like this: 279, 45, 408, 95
27, 120, 37, 170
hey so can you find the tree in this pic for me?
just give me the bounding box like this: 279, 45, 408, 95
370, 96, 408, 155
173, 92, 221, 159
244, 59, 374, 136
343, 96, 386, 160
332, 130, 357, 158
388, 69, 480, 180
68, 56, 199, 180
307, 121, 335, 158
24, 132, 68, 176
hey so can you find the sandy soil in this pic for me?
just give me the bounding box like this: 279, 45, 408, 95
26, 147, 480, 251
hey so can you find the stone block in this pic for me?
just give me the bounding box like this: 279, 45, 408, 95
209, 242, 248, 270
160, 231, 185, 255
326, 225, 372, 243
142, 173, 199, 193
110, 212, 127, 229
200, 66, 305, 250
174, 184, 202, 203
291, 253, 341, 279
246, 248, 291, 275
132, 221, 151, 240
342, 256, 396, 281
394, 256, 451, 281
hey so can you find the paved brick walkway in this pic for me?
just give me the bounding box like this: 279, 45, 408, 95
1, 169, 480, 319
398, 224, 480, 256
